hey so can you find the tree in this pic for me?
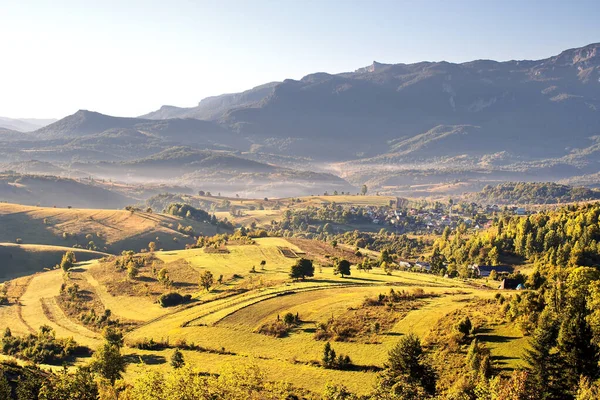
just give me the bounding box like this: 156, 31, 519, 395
334, 259, 351, 278
487, 246, 500, 266
289, 258, 314, 280
157, 267, 171, 288
60, 251, 76, 272
489, 269, 498, 281
39, 367, 99, 400
0, 374, 10, 400
525, 307, 567, 398
199, 270, 214, 291
322, 342, 337, 368
361, 185, 368, 196
283, 312, 296, 325
148, 241, 156, 252
90, 343, 126, 384
556, 267, 600, 390
16, 369, 44, 400
127, 262, 139, 280
260, 260, 266, 270
380, 333, 436, 395
171, 349, 185, 369
102, 326, 123, 348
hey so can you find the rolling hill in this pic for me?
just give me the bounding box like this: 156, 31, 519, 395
0, 173, 134, 209
0, 243, 106, 281
0, 237, 524, 394
69, 147, 355, 196
32, 110, 247, 150
0, 202, 224, 254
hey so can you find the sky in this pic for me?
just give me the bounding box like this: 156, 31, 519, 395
1, 0, 599, 119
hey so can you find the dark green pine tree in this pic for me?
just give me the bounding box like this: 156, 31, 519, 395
524, 308, 567, 399
557, 309, 600, 391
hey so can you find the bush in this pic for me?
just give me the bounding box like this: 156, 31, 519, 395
158, 292, 191, 307
0, 326, 88, 364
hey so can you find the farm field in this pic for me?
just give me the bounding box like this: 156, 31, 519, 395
0, 236, 526, 395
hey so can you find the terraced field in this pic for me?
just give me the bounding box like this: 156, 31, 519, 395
0, 236, 526, 394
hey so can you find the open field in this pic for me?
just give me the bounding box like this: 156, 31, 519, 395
0, 236, 528, 394
0, 202, 223, 254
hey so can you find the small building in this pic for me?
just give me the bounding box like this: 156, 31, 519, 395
470, 264, 513, 278
415, 262, 432, 271
498, 278, 523, 290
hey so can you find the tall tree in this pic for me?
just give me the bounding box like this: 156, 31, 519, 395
334, 259, 351, 278
524, 308, 565, 399
90, 343, 126, 385
379, 333, 436, 396
199, 270, 214, 291
290, 258, 314, 280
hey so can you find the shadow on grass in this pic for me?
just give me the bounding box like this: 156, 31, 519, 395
124, 353, 166, 365
137, 276, 157, 283
344, 276, 384, 283
173, 282, 197, 288
476, 328, 520, 343
384, 332, 404, 337
302, 279, 362, 285
491, 355, 520, 371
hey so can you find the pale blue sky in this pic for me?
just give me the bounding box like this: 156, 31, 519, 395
1, 0, 598, 119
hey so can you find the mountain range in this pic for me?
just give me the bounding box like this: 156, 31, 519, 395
1, 43, 600, 198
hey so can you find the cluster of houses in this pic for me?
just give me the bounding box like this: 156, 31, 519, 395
352, 205, 492, 232
352, 200, 530, 233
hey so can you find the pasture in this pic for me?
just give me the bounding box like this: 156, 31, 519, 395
0, 236, 527, 395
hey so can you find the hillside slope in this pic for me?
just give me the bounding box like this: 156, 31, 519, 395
0, 173, 134, 209
0, 243, 106, 281
0, 203, 224, 254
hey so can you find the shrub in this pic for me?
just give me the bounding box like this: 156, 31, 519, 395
0, 326, 88, 364
158, 292, 191, 307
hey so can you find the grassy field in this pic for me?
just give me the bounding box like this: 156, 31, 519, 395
0, 236, 529, 394
0, 202, 222, 254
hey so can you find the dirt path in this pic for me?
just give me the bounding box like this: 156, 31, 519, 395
83, 268, 167, 322
19, 270, 100, 347
40, 297, 99, 341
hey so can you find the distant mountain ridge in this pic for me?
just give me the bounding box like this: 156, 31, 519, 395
6, 43, 600, 195
0, 116, 57, 132
137, 43, 600, 164
140, 82, 280, 121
